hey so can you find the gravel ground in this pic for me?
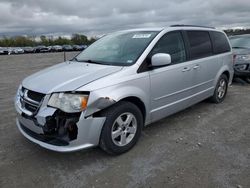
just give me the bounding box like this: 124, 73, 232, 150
0, 52, 249, 188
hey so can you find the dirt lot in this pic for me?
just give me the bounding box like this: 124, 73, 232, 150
0, 52, 249, 188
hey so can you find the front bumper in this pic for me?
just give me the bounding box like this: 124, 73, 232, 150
234, 69, 250, 77
234, 63, 250, 77
15, 94, 106, 152
16, 115, 106, 152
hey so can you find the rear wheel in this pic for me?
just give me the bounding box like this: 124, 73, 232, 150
99, 101, 143, 155
210, 74, 228, 103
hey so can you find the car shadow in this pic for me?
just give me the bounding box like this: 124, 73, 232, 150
233, 77, 250, 86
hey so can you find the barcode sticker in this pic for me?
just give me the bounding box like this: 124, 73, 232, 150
132, 34, 152, 39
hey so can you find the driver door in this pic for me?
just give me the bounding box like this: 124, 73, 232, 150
149, 31, 196, 122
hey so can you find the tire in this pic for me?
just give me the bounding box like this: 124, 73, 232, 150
210, 74, 228, 103
244, 77, 250, 84
99, 101, 143, 155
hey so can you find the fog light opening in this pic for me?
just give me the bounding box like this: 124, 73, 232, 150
67, 122, 78, 140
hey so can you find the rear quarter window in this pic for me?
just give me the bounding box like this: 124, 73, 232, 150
187, 31, 213, 60
210, 31, 231, 54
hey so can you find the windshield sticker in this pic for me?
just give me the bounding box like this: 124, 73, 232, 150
132, 34, 152, 39
127, 60, 133, 63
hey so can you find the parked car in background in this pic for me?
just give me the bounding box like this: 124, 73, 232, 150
62, 45, 73, 51
10, 47, 24, 54
47, 46, 52, 52
0, 47, 9, 55
72, 45, 87, 51
79, 45, 88, 50
34, 45, 44, 53
35, 45, 49, 53
51, 45, 63, 52
23, 47, 35, 53
15, 26, 233, 154
40, 46, 51, 53
229, 34, 250, 83
72, 45, 82, 51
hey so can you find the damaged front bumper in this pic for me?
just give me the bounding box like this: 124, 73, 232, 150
15, 92, 106, 152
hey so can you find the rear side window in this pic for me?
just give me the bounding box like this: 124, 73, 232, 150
150, 31, 186, 64
210, 31, 231, 54
187, 31, 213, 59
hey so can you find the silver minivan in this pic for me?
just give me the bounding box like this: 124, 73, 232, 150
15, 25, 234, 154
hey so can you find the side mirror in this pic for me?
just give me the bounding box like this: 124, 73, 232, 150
151, 53, 171, 67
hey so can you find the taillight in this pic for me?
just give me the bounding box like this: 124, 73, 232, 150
232, 54, 236, 65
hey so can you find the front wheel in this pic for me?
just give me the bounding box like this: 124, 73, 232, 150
210, 74, 228, 103
99, 101, 143, 155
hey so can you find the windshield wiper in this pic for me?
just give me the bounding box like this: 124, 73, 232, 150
78, 59, 112, 65
70, 57, 79, 62
69, 58, 102, 64
72, 58, 114, 65
232, 46, 249, 49
84, 59, 103, 64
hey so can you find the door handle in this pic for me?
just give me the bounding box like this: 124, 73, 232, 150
182, 67, 191, 72
193, 64, 200, 69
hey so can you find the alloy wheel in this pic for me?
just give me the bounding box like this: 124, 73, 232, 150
111, 112, 137, 146
218, 79, 226, 99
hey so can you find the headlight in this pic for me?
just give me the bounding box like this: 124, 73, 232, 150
236, 55, 250, 61
48, 93, 89, 113
235, 64, 247, 71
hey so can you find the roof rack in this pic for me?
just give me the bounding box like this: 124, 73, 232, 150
170, 24, 215, 29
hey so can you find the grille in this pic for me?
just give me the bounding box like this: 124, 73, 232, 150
20, 87, 45, 114
23, 100, 39, 113
27, 90, 45, 102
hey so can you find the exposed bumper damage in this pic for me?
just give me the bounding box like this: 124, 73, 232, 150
15, 94, 106, 152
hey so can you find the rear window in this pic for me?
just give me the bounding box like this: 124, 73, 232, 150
210, 31, 231, 54
187, 31, 213, 59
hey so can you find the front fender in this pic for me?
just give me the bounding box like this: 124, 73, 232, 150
83, 76, 151, 123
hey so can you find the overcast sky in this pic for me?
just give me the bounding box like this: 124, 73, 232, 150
0, 0, 249, 37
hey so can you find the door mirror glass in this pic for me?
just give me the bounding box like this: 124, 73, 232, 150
151, 53, 171, 67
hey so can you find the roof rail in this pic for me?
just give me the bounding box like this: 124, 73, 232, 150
170, 24, 215, 29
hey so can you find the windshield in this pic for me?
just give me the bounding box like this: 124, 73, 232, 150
229, 36, 250, 49
75, 31, 159, 66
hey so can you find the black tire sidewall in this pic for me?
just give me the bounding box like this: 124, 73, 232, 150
100, 102, 143, 154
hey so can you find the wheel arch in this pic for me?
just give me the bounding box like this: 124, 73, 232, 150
92, 96, 147, 126
119, 96, 146, 125
214, 66, 232, 87
222, 70, 230, 80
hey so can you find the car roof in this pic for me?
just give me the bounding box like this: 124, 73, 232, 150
119, 25, 220, 33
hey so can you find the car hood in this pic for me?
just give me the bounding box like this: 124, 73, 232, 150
22, 61, 123, 94
232, 48, 250, 55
